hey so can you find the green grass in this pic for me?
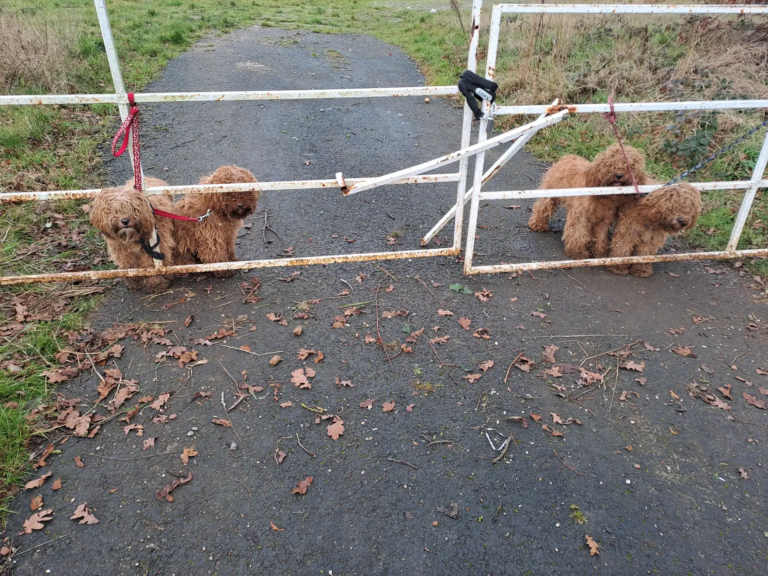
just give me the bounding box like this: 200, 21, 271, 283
1, 0, 767, 518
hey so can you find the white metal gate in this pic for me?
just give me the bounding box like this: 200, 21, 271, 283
2, 2, 768, 286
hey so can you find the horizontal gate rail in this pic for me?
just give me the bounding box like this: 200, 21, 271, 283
497, 3, 768, 15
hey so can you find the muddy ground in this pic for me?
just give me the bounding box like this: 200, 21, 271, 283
4, 27, 768, 576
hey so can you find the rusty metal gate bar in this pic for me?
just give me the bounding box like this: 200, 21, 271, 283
463, 3, 768, 276
0, 0, 488, 286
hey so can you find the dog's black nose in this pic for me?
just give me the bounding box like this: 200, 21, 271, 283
121, 218, 130, 226
237, 203, 244, 209
615, 173, 624, 180
677, 217, 687, 226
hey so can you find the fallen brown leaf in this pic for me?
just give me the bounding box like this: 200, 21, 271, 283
51, 478, 61, 491
718, 385, 733, 400
542, 345, 559, 364
359, 399, 374, 409
743, 392, 766, 410
672, 346, 696, 358
458, 317, 471, 330
143, 438, 155, 451
270, 521, 285, 532
30, 495, 43, 511
462, 373, 482, 383
623, 361, 645, 372
551, 413, 563, 425
74, 456, 84, 468
22, 509, 53, 534
212, 418, 232, 427
479, 360, 494, 372
156, 472, 193, 501
586, 535, 600, 556
292, 476, 314, 495
739, 467, 750, 480
25, 471, 52, 491
327, 417, 345, 440
437, 310, 454, 316
382, 400, 396, 412
269, 355, 283, 366
181, 448, 198, 465
530, 412, 542, 422
70, 502, 99, 525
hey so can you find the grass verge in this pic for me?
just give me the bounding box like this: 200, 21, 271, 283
1, 0, 767, 520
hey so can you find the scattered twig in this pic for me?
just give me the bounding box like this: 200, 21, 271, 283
220, 392, 243, 443
492, 433, 515, 464
427, 440, 454, 447
732, 351, 750, 364
86, 451, 175, 461
235, 479, 252, 498
262, 209, 279, 246
531, 334, 628, 339
374, 264, 398, 280
387, 457, 419, 470
296, 433, 316, 457
492, 502, 503, 523
414, 276, 444, 307
227, 395, 247, 412
12, 533, 72, 558
579, 340, 641, 367
339, 279, 354, 295
553, 449, 584, 476
375, 276, 393, 366
505, 351, 525, 384
218, 344, 282, 357
218, 360, 239, 386
427, 338, 462, 369
337, 301, 373, 309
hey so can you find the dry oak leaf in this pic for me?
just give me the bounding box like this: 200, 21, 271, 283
760, 386, 768, 396
314, 351, 325, 363
34, 445, 54, 469
710, 397, 731, 411
429, 335, 450, 345
475, 289, 493, 302
544, 366, 563, 378
52, 478, 62, 491
275, 448, 286, 465
335, 376, 354, 388
291, 367, 315, 389
381, 310, 409, 319
718, 385, 733, 400
739, 467, 750, 480
473, 328, 491, 340
479, 360, 494, 372
25, 471, 52, 491
207, 328, 235, 340
542, 345, 559, 364
181, 448, 198, 465
542, 424, 563, 437
463, 373, 482, 383
636, 377, 648, 386
292, 476, 314, 495
150, 392, 170, 411
458, 317, 471, 331
74, 456, 85, 468
183, 315, 193, 327
515, 356, 535, 373
359, 399, 374, 410
551, 413, 563, 425
297, 348, 317, 360
70, 503, 99, 525
672, 346, 696, 358
743, 392, 766, 410
266, 313, 288, 327
406, 403, 415, 412
30, 495, 43, 511
364, 335, 376, 344
623, 361, 645, 372
579, 368, 603, 386
756, 367, 768, 376
382, 400, 396, 412
531, 311, 547, 319
156, 472, 193, 501
212, 418, 233, 428
0, 546, 9, 557
270, 521, 285, 532
327, 417, 345, 440
586, 535, 600, 556
269, 355, 282, 367
106, 380, 139, 413
280, 401, 293, 408
530, 412, 543, 422
22, 509, 53, 534
437, 310, 454, 317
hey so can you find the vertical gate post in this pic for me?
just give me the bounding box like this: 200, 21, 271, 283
726, 128, 768, 253
463, 4, 503, 274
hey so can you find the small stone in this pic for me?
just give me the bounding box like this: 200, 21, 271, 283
187, 431, 194, 437
424, 98, 431, 104
625, 479, 631, 485
191, 427, 198, 431
7, 364, 22, 374
230, 442, 238, 450
432, 521, 438, 527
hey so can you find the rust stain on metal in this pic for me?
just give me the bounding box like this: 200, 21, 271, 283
482, 164, 502, 184
545, 104, 577, 115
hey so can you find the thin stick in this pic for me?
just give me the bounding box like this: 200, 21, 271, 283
375, 276, 393, 365
492, 433, 515, 464
218, 344, 282, 357
227, 395, 247, 412
531, 334, 628, 339
374, 264, 398, 280
13, 533, 72, 557
553, 449, 584, 476
732, 351, 750, 364
86, 450, 175, 461
427, 338, 462, 369
339, 279, 354, 295
427, 440, 454, 447
235, 479, 252, 498
414, 276, 444, 307
579, 340, 641, 367
82, 350, 106, 385
337, 301, 373, 309
221, 392, 243, 443
296, 433, 316, 457
218, 360, 238, 385
387, 457, 419, 470
505, 351, 525, 384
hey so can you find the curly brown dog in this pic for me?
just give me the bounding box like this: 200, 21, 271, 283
528, 144, 649, 259
173, 165, 259, 278
608, 183, 700, 277
90, 177, 176, 293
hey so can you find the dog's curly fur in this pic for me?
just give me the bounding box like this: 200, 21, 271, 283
90, 177, 176, 293
527, 144, 649, 259
173, 166, 259, 278
608, 183, 700, 277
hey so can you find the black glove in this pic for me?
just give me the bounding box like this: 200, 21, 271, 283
458, 70, 498, 120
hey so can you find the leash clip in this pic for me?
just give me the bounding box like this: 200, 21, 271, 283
197, 209, 212, 223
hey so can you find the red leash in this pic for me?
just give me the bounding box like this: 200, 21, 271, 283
603, 91, 642, 197
111, 94, 210, 222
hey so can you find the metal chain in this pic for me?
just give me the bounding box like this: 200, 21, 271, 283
665, 116, 768, 186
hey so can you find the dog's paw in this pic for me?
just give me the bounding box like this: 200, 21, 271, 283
608, 265, 630, 275
142, 276, 172, 293
213, 269, 235, 279
630, 265, 654, 278
527, 220, 550, 232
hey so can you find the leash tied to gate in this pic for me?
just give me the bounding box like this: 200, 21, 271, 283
111, 93, 143, 191
603, 91, 642, 197
152, 207, 212, 223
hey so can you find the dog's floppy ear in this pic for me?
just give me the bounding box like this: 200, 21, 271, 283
90, 189, 112, 235
584, 160, 608, 188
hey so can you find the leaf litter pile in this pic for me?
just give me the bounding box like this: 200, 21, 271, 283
5, 269, 767, 563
